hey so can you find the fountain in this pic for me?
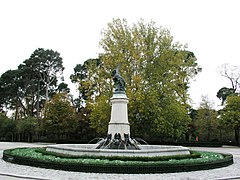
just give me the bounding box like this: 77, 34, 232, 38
3, 65, 233, 174
46, 64, 190, 157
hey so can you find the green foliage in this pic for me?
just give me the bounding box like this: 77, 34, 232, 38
78, 19, 201, 140
73, 107, 95, 139
3, 147, 232, 174
16, 116, 37, 142
155, 98, 192, 139
17, 116, 37, 133
56, 82, 70, 94
5, 148, 223, 165
23, 48, 64, 101
221, 96, 240, 126
0, 69, 24, 118
217, 87, 236, 105
89, 95, 111, 135
0, 48, 65, 119
43, 93, 78, 137
0, 113, 15, 140
70, 59, 101, 106
220, 95, 240, 144
195, 96, 219, 142
185, 108, 198, 141
217, 64, 240, 143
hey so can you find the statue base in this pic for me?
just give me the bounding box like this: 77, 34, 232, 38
96, 92, 140, 149
107, 93, 130, 138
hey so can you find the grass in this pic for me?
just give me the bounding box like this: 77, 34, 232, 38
3, 147, 233, 173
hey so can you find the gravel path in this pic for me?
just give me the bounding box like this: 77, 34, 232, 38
0, 142, 240, 180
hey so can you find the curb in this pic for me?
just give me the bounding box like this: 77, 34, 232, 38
0, 172, 50, 180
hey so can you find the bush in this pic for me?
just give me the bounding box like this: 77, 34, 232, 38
3, 147, 233, 174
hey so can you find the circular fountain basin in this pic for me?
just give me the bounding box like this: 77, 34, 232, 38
46, 144, 190, 157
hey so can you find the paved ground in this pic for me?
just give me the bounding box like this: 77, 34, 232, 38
0, 142, 240, 180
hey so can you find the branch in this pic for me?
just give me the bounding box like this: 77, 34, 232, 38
219, 63, 240, 90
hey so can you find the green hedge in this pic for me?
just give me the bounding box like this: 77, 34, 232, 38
3, 148, 233, 174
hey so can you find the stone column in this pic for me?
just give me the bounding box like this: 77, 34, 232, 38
107, 93, 130, 139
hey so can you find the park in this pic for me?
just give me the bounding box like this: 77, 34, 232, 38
1, 17, 240, 179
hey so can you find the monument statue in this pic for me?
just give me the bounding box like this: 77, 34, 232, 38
95, 63, 140, 149
112, 64, 125, 93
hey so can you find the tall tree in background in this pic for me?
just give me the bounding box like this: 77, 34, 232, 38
217, 87, 236, 105
0, 113, 15, 141
195, 96, 219, 142
219, 64, 240, 91
70, 59, 101, 111
25, 48, 64, 101
185, 108, 198, 141
43, 93, 78, 140
0, 68, 39, 118
16, 116, 37, 142
220, 95, 240, 144
0, 70, 23, 118
77, 19, 201, 140
56, 82, 70, 94
217, 64, 240, 105
0, 48, 65, 119
70, 59, 101, 138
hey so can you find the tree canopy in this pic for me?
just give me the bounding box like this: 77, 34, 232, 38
217, 87, 236, 105
220, 95, 240, 144
72, 19, 201, 140
0, 48, 65, 119
217, 64, 240, 105
23, 48, 65, 101
43, 93, 78, 139
195, 96, 219, 142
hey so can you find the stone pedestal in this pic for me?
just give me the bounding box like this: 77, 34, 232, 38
107, 93, 130, 139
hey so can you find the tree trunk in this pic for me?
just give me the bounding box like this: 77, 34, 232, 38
17, 133, 19, 141
37, 81, 40, 120
11, 133, 14, 142
207, 127, 210, 142
185, 133, 189, 141
234, 127, 239, 144
219, 128, 222, 143
27, 133, 32, 142
46, 82, 49, 101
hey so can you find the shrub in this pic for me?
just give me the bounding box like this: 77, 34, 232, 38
3, 147, 233, 174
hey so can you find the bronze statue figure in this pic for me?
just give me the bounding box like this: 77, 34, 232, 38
112, 64, 125, 93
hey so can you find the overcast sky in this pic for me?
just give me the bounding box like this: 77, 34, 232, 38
1, 0, 240, 109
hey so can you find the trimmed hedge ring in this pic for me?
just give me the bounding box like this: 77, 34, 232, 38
3, 148, 233, 174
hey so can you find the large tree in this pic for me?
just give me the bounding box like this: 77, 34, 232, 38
220, 95, 240, 144
23, 48, 65, 101
43, 93, 78, 140
77, 19, 201, 140
0, 48, 65, 119
217, 87, 236, 105
0, 113, 15, 141
0, 70, 23, 118
217, 64, 240, 105
195, 96, 219, 142
70, 59, 101, 111
16, 116, 37, 142
219, 63, 240, 91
